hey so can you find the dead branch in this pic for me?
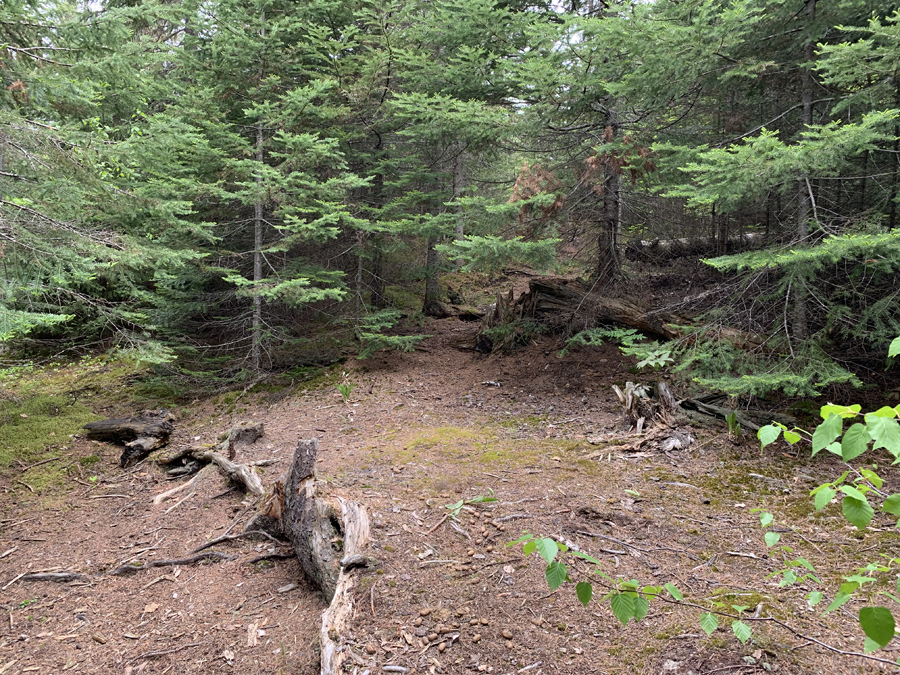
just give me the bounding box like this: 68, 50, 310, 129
190, 529, 286, 555
19, 572, 87, 582
107, 551, 236, 576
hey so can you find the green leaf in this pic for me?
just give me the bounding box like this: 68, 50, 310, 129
863, 636, 882, 654
860, 468, 883, 489
764, 531, 781, 547
610, 593, 635, 626
784, 430, 802, 445
889, 337, 900, 359
664, 583, 683, 601
882, 494, 900, 516
534, 538, 558, 564
806, 591, 823, 608
731, 620, 752, 644
570, 550, 601, 565
842, 423, 872, 462
859, 607, 896, 649
821, 404, 861, 419
812, 413, 843, 456
633, 596, 650, 621
575, 581, 592, 608
826, 591, 853, 613
545, 561, 568, 591
842, 496, 875, 530
522, 541, 536, 556
865, 415, 900, 458
758, 424, 781, 448
813, 485, 836, 511
699, 612, 718, 636
840, 485, 868, 501
759, 512, 774, 527
641, 585, 661, 599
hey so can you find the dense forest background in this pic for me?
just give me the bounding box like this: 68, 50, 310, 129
2, 0, 899, 400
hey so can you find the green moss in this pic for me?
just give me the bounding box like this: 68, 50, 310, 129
0, 395, 99, 467
383, 285, 422, 312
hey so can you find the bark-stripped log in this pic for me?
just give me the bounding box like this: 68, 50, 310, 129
84, 410, 174, 467
274, 438, 370, 675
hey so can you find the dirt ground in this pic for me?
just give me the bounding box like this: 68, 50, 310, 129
1, 309, 897, 675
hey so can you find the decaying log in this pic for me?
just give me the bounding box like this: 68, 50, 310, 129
243, 476, 286, 540
625, 232, 768, 262
266, 438, 371, 675
217, 419, 264, 459
84, 410, 174, 467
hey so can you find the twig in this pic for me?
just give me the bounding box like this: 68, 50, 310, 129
108, 552, 236, 576
0, 547, 18, 560
129, 642, 204, 661
370, 579, 377, 616
190, 530, 285, 554
2, 573, 26, 590
164, 490, 195, 514
726, 551, 759, 559
21, 456, 62, 472
152, 465, 211, 505
87, 494, 131, 499
493, 513, 530, 523
19, 572, 87, 582
426, 514, 448, 534
14, 480, 33, 493
246, 552, 294, 564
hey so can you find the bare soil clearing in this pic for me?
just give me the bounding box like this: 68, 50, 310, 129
1, 314, 896, 675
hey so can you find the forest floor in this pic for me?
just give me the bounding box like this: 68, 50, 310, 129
1, 274, 898, 675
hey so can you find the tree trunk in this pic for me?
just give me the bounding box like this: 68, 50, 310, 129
792, 0, 816, 344
453, 150, 465, 269
423, 236, 447, 317
596, 111, 620, 286
251, 13, 266, 372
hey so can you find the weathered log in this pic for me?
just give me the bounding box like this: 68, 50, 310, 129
625, 232, 768, 262
84, 410, 174, 467
217, 419, 264, 459
272, 438, 370, 675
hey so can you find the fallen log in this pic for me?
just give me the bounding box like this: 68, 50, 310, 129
625, 232, 768, 262
252, 438, 370, 675
84, 410, 174, 467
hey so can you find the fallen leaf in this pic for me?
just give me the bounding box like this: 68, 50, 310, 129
247, 621, 258, 647
143, 603, 159, 614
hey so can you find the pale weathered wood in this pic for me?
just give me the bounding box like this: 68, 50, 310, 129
192, 449, 265, 497
84, 411, 174, 467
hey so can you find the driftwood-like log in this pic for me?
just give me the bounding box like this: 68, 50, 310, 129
272, 438, 370, 675
84, 410, 174, 467
625, 232, 768, 262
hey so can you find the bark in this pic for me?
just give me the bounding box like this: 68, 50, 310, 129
252, 120, 265, 372
83, 411, 174, 467
596, 111, 620, 286
624, 232, 767, 262
423, 236, 448, 317
453, 150, 465, 270
792, 0, 817, 344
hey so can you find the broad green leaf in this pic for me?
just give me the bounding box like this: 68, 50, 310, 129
545, 561, 568, 591
826, 591, 853, 613
812, 485, 836, 511
865, 415, 900, 457
507, 534, 533, 546
842, 496, 875, 530
641, 585, 661, 599
522, 541, 536, 556
889, 337, 900, 358
758, 424, 781, 448
699, 612, 718, 636
882, 494, 900, 516
812, 413, 843, 455
841, 423, 872, 462
826, 441, 842, 456
806, 591, 823, 608
665, 583, 683, 601
731, 605, 750, 613
868, 406, 899, 419
863, 636, 881, 654
778, 569, 797, 587
610, 593, 635, 626
731, 620, 752, 644
764, 531, 781, 547
759, 512, 774, 527
534, 538, 559, 564
794, 557, 816, 572
633, 596, 650, 621
860, 468, 883, 489
571, 550, 601, 565
839, 485, 868, 501
844, 575, 877, 587
784, 429, 802, 445
820, 404, 860, 420
859, 607, 896, 649
575, 581, 592, 607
